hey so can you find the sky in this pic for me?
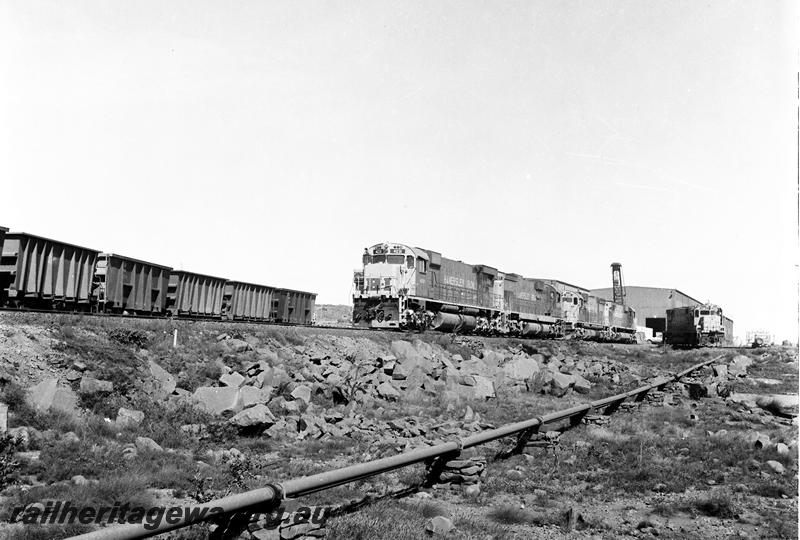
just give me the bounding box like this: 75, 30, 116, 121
1, 1, 797, 342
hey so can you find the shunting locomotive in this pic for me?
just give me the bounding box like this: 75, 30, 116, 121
664, 303, 727, 347
352, 242, 636, 342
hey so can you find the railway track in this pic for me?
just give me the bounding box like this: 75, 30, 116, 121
0, 307, 755, 350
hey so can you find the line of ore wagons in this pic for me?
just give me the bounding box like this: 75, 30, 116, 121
0, 226, 315, 324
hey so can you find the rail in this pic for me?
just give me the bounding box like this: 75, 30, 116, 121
66, 357, 718, 540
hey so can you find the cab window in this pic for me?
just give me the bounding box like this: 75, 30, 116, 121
372, 254, 386, 264
387, 255, 405, 264
417, 259, 427, 273
406, 256, 414, 269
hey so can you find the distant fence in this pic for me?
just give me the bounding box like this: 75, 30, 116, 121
67, 358, 718, 540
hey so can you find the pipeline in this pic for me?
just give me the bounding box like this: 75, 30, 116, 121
66, 358, 717, 540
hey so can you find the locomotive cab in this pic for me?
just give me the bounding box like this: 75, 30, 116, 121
352, 243, 424, 328
694, 304, 725, 337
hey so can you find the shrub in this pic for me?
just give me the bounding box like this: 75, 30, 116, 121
108, 328, 149, 348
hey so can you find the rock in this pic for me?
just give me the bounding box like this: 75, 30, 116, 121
191, 386, 242, 415
377, 381, 401, 401
71, 475, 89, 485
115, 407, 145, 428
222, 338, 251, 353
240, 386, 273, 408
747, 432, 771, 449
135, 436, 163, 452
64, 369, 82, 382
71, 361, 87, 372
755, 395, 799, 417
463, 406, 474, 423
472, 375, 495, 400
502, 355, 541, 380
728, 355, 753, 377
776, 443, 790, 456
765, 460, 785, 475
550, 372, 575, 397
712, 364, 728, 379
425, 516, 453, 535
229, 404, 276, 429
79, 376, 114, 395
62, 431, 80, 444
505, 469, 524, 480
572, 373, 592, 394
146, 360, 177, 398
463, 483, 481, 497
219, 372, 246, 388
25, 379, 78, 416
290, 385, 312, 404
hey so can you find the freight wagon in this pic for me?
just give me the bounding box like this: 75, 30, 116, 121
273, 288, 317, 325
167, 271, 227, 318
352, 242, 636, 342
0, 232, 100, 309
0, 227, 317, 324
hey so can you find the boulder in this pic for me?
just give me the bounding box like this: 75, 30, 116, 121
135, 436, 163, 452
192, 386, 242, 415
728, 355, 753, 377
756, 395, 799, 417
146, 360, 177, 398
472, 375, 496, 400
290, 385, 312, 404
240, 386, 273, 408
425, 516, 454, 535
79, 377, 114, 395
219, 372, 246, 388
550, 372, 576, 397
377, 381, 401, 401
64, 370, 82, 382
712, 364, 728, 379
221, 338, 251, 353
116, 407, 145, 428
26, 379, 78, 415
572, 373, 592, 394
229, 404, 275, 429
502, 355, 541, 380
766, 460, 785, 475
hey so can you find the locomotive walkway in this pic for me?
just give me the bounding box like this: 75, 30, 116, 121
66, 358, 717, 540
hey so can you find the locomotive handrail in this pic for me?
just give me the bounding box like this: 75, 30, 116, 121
66, 358, 717, 540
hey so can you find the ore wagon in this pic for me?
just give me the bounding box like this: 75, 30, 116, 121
0, 232, 100, 309
221, 281, 277, 321
167, 271, 227, 318
274, 288, 317, 325
92, 254, 172, 314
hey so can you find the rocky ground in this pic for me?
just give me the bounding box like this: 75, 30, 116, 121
0, 311, 796, 539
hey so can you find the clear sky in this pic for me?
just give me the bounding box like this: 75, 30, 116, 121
1, 1, 797, 342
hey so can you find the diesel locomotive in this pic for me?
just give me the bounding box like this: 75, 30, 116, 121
352, 242, 637, 342
664, 303, 730, 347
